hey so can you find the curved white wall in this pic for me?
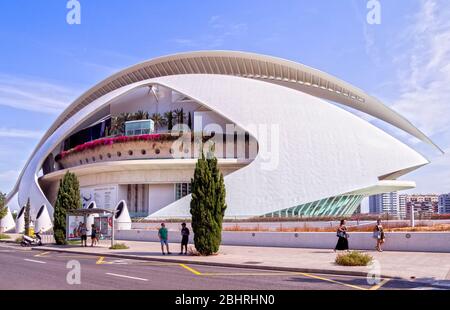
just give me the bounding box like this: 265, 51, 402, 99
34, 205, 53, 233
146, 75, 428, 218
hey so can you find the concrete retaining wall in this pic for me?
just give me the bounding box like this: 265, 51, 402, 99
116, 230, 450, 253
131, 220, 450, 231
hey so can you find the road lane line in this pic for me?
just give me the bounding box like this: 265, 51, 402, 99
203, 272, 302, 276
369, 279, 391, 290
202, 270, 372, 290
180, 264, 202, 275
96, 257, 105, 265
24, 259, 46, 264
34, 251, 50, 257
135, 262, 178, 266
299, 273, 367, 291
105, 273, 148, 282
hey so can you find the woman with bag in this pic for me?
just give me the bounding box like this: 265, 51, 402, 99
334, 219, 349, 252
373, 219, 385, 252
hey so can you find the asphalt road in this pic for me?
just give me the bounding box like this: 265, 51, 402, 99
0, 243, 448, 290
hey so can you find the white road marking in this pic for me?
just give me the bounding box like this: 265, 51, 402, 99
108, 259, 129, 265
24, 259, 47, 264
105, 273, 149, 282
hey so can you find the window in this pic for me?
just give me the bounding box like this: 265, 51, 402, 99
125, 120, 155, 136
176, 183, 192, 200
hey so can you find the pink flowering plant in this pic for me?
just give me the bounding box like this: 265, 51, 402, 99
57, 133, 177, 160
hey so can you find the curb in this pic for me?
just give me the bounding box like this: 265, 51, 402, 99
32, 246, 396, 279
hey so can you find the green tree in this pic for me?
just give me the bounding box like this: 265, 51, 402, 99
135, 110, 150, 120
174, 108, 186, 125
151, 113, 166, 133
24, 198, 31, 236
111, 115, 125, 136
190, 152, 227, 255
0, 191, 7, 221
54, 171, 82, 245
188, 112, 192, 130
164, 111, 174, 131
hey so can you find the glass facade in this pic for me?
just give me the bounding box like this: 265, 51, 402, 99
63, 118, 111, 151
264, 195, 364, 218
125, 120, 155, 136
176, 183, 192, 200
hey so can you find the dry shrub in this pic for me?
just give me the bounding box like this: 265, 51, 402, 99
335, 251, 373, 266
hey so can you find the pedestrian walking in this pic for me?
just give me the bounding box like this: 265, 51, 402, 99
158, 223, 171, 255
373, 219, 386, 252
334, 219, 349, 252
91, 224, 99, 247
76, 222, 83, 238
179, 223, 190, 255
80, 223, 88, 247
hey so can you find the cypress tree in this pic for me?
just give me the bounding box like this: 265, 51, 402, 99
24, 198, 31, 236
190, 152, 227, 255
168, 112, 173, 131
0, 191, 7, 221
54, 171, 81, 245
188, 112, 192, 130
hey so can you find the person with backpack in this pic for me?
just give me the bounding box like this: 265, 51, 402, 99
373, 219, 386, 252
334, 219, 349, 252
79, 223, 88, 247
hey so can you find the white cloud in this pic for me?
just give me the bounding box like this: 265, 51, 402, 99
387, 0, 450, 194
0, 169, 20, 196
390, 0, 450, 139
0, 74, 79, 114
0, 128, 44, 139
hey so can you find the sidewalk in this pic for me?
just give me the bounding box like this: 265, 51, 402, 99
23, 238, 450, 281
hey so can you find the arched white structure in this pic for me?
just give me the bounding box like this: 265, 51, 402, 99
6, 51, 442, 219
0, 207, 16, 233
34, 205, 53, 233
15, 207, 25, 234
114, 200, 132, 230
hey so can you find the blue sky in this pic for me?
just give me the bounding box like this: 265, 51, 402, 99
1, 0, 449, 211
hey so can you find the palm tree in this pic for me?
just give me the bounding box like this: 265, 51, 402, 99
151, 113, 166, 133
135, 110, 150, 120
173, 108, 186, 125
111, 115, 126, 136
164, 111, 174, 131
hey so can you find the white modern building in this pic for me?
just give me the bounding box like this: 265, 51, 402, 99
398, 194, 408, 219
369, 192, 400, 218
5, 51, 442, 220
438, 194, 450, 214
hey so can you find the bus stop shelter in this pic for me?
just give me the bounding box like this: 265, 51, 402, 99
66, 209, 116, 247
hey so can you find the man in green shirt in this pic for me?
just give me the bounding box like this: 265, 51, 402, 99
158, 223, 171, 255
